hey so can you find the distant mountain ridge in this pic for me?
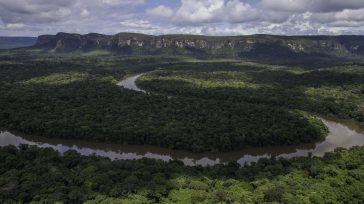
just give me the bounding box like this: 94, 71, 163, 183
34, 32, 364, 61
0, 37, 37, 49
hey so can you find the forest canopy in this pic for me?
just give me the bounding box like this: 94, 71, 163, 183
0, 53, 339, 152
0, 145, 364, 203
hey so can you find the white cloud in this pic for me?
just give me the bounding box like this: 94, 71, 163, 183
260, 0, 311, 13
0, 0, 144, 25
224, 0, 259, 22
2, 0, 364, 36
173, 0, 258, 24
0, 0, 74, 24
335, 9, 364, 21
147, 5, 173, 17
5, 23, 25, 29
100, 0, 144, 5
260, 0, 364, 13
81, 9, 90, 17
296, 8, 364, 28
120, 19, 158, 30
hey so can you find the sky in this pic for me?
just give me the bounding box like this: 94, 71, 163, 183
1, 0, 364, 36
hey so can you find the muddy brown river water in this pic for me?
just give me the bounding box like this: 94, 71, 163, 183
1, 118, 363, 166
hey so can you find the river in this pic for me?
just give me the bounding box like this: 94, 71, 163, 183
1, 75, 363, 167
117, 74, 146, 93
0, 119, 363, 166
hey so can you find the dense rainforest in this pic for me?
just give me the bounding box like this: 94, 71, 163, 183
137, 65, 364, 123
1, 144, 364, 203
0, 50, 336, 152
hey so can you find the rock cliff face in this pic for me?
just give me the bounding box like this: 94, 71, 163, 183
36, 33, 113, 52
34, 32, 364, 58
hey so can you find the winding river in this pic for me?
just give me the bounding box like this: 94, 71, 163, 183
0, 74, 363, 167
117, 74, 146, 93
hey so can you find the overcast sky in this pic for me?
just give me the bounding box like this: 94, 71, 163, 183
1, 0, 364, 36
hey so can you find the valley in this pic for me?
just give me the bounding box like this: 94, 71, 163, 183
0, 33, 364, 203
